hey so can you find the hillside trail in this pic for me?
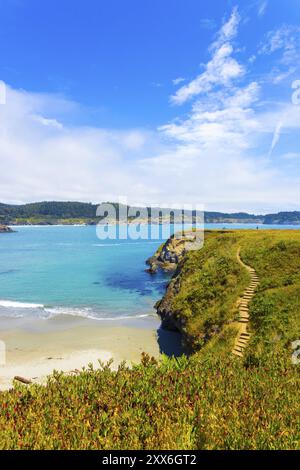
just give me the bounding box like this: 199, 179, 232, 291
232, 248, 260, 358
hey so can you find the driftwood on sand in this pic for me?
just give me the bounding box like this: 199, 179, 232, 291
14, 376, 32, 385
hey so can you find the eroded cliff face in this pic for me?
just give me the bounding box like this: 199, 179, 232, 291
146, 232, 198, 340
155, 267, 186, 333
146, 232, 196, 273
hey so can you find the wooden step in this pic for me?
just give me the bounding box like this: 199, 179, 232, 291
232, 350, 243, 357
233, 249, 257, 359
237, 339, 248, 344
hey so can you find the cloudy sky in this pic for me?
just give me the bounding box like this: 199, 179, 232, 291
0, 0, 300, 213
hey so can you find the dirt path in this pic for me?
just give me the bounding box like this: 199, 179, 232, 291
232, 248, 259, 358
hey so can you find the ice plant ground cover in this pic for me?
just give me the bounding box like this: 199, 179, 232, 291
0, 230, 299, 450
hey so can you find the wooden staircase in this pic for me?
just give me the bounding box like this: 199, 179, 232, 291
232, 249, 259, 358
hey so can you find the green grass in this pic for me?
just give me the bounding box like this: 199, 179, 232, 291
161, 230, 300, 361
165, 232, 249, 352
0, 230, 299, 450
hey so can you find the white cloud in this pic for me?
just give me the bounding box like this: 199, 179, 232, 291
268, 66, 297, 84
1, 81, 300, 212
259, 25, 300, 65
171, 8, 244, 105
32, 115, 63, 129
172, 77, 186, 86
268, 120, 284, 156
212, 6, 240, 49
1, 11, 300, 212
0, 84, 161, 205
258, 1, 268, 18
171, 44, 245, 105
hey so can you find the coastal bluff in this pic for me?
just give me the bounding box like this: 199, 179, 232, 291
146, 231, 199, 337
145, 231, 197, 273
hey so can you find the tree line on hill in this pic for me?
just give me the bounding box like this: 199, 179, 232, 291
0, 201, 299, 225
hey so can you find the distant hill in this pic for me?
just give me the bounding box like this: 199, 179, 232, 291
0, 201, 97, 219
0, 201, 299, 225
263, 211, 300, 225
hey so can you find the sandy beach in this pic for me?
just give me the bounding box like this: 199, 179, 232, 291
0, 315, 166, 391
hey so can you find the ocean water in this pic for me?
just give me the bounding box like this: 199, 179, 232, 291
0, 223, 299, 322
0, 225, 172, 321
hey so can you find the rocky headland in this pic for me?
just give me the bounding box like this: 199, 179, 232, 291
146, 232, 199, 340
145, 231, 197, 274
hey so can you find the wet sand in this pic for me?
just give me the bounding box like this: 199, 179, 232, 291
0, 315, 163, 391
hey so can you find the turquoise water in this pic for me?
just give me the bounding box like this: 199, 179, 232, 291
0, 225, 171, 320
0, 223, 299, 321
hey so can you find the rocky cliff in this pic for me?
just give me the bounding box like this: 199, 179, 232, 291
146, 232, 199, 342
146, 232, 197, 273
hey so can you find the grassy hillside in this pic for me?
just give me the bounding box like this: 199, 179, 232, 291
0, 230, 299, 450
157, 230, 300, 362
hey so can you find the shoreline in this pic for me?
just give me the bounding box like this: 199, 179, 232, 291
6, 222, 300, 229
0, 315, 166, 391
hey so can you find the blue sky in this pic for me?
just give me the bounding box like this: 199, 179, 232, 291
0, 0, 300, 212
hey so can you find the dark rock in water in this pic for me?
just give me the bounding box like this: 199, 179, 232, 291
145, 256, 156, 266
145, 263, 158, 274
0, 225, 15, 233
